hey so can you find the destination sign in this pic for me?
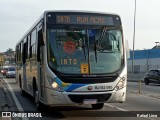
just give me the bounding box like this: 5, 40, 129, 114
56, 15, 114, 25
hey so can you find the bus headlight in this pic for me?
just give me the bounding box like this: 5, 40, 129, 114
114, 77, 126, 91
51, 81, 59, 89
48, 77, 63, 92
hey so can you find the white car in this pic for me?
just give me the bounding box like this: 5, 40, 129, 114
6, 66, 16, 78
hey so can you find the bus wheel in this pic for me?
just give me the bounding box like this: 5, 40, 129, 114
34, 91, 43, 111
91, 103, 104, 110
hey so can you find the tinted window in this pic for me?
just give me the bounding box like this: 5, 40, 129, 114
30, 29, 37, 58
8, 67, 15, 71
27, 35, 31, 59
154, 70, 159, 75
4, 68, 8, 71
148, 70, 154, 74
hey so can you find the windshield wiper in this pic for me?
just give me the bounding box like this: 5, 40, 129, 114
94, 38, 98, 63
82, 37, 87, 61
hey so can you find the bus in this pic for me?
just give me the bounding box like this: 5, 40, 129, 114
15, 11, 129, 110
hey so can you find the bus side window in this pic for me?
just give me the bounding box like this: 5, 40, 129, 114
23, 42, 27, 63
30, 29, 37, 59
37, 29, 44, 62
20, 42, 23, 62
16, 46, 19, 62
30, 46, 32, 58
27, 35, 31, 59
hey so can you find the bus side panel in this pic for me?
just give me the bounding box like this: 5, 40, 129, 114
26, 60, 32, 95
27, 58, 37, 96
17, 62, 23, 88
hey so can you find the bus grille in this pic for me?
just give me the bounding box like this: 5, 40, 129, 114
58, 76, 117, 84
51, 68, 118, 84
68, 93, 112, 103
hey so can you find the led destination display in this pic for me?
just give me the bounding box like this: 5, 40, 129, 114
56, 15, 114, 25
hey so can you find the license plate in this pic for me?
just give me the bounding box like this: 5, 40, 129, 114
83, 99, 97, 104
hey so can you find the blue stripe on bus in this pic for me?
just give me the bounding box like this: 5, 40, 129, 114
54, 77, 63, 86
55, 77, 87, 91
65, 84, 87, 92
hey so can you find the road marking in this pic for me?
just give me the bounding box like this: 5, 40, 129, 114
3, 79, 29, 120
105, 103, 128, 111
130, 92, 160, 101
105, 103, 155, 120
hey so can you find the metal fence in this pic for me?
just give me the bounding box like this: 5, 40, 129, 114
128, 65, 160, 73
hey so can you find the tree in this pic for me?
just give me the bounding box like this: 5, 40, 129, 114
5, 48, 15, 65
6, 48, 13, 54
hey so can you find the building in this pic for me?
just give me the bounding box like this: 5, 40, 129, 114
0, 50, 15, 66
0, 53, 4, 67
128, 48, 160, 73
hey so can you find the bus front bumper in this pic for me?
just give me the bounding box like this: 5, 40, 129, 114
45, 86, 126, 106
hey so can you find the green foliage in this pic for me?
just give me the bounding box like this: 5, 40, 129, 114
6, 48, 13, 54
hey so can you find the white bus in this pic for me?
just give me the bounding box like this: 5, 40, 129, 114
15, 11, 129, 110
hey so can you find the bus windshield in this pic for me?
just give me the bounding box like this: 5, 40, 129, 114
47, 25, 124, 74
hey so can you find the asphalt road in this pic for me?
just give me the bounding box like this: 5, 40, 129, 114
1, 76, 160, 120
127, 82, 160, 99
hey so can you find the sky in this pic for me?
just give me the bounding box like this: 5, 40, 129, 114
0, 0, 160, 52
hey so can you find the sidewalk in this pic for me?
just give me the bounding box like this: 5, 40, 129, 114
0, 76, 10, 120
0, 76, 9, 111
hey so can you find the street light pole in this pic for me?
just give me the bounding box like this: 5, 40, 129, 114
155, 42, 159, 48
132, 0, 136, 73
144, 48, 149, 72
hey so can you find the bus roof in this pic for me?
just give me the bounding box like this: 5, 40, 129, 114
43, 10, 120, 16
16, 10, 121, 46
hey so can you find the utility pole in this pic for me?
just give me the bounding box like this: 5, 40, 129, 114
155, 42, 159, 48
132, 0, 136, 73
143, 48, 149, 72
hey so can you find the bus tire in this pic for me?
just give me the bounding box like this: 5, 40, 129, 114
33, 81, 44, 111
91, 103, 104, 110
34, 90, 44, 111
